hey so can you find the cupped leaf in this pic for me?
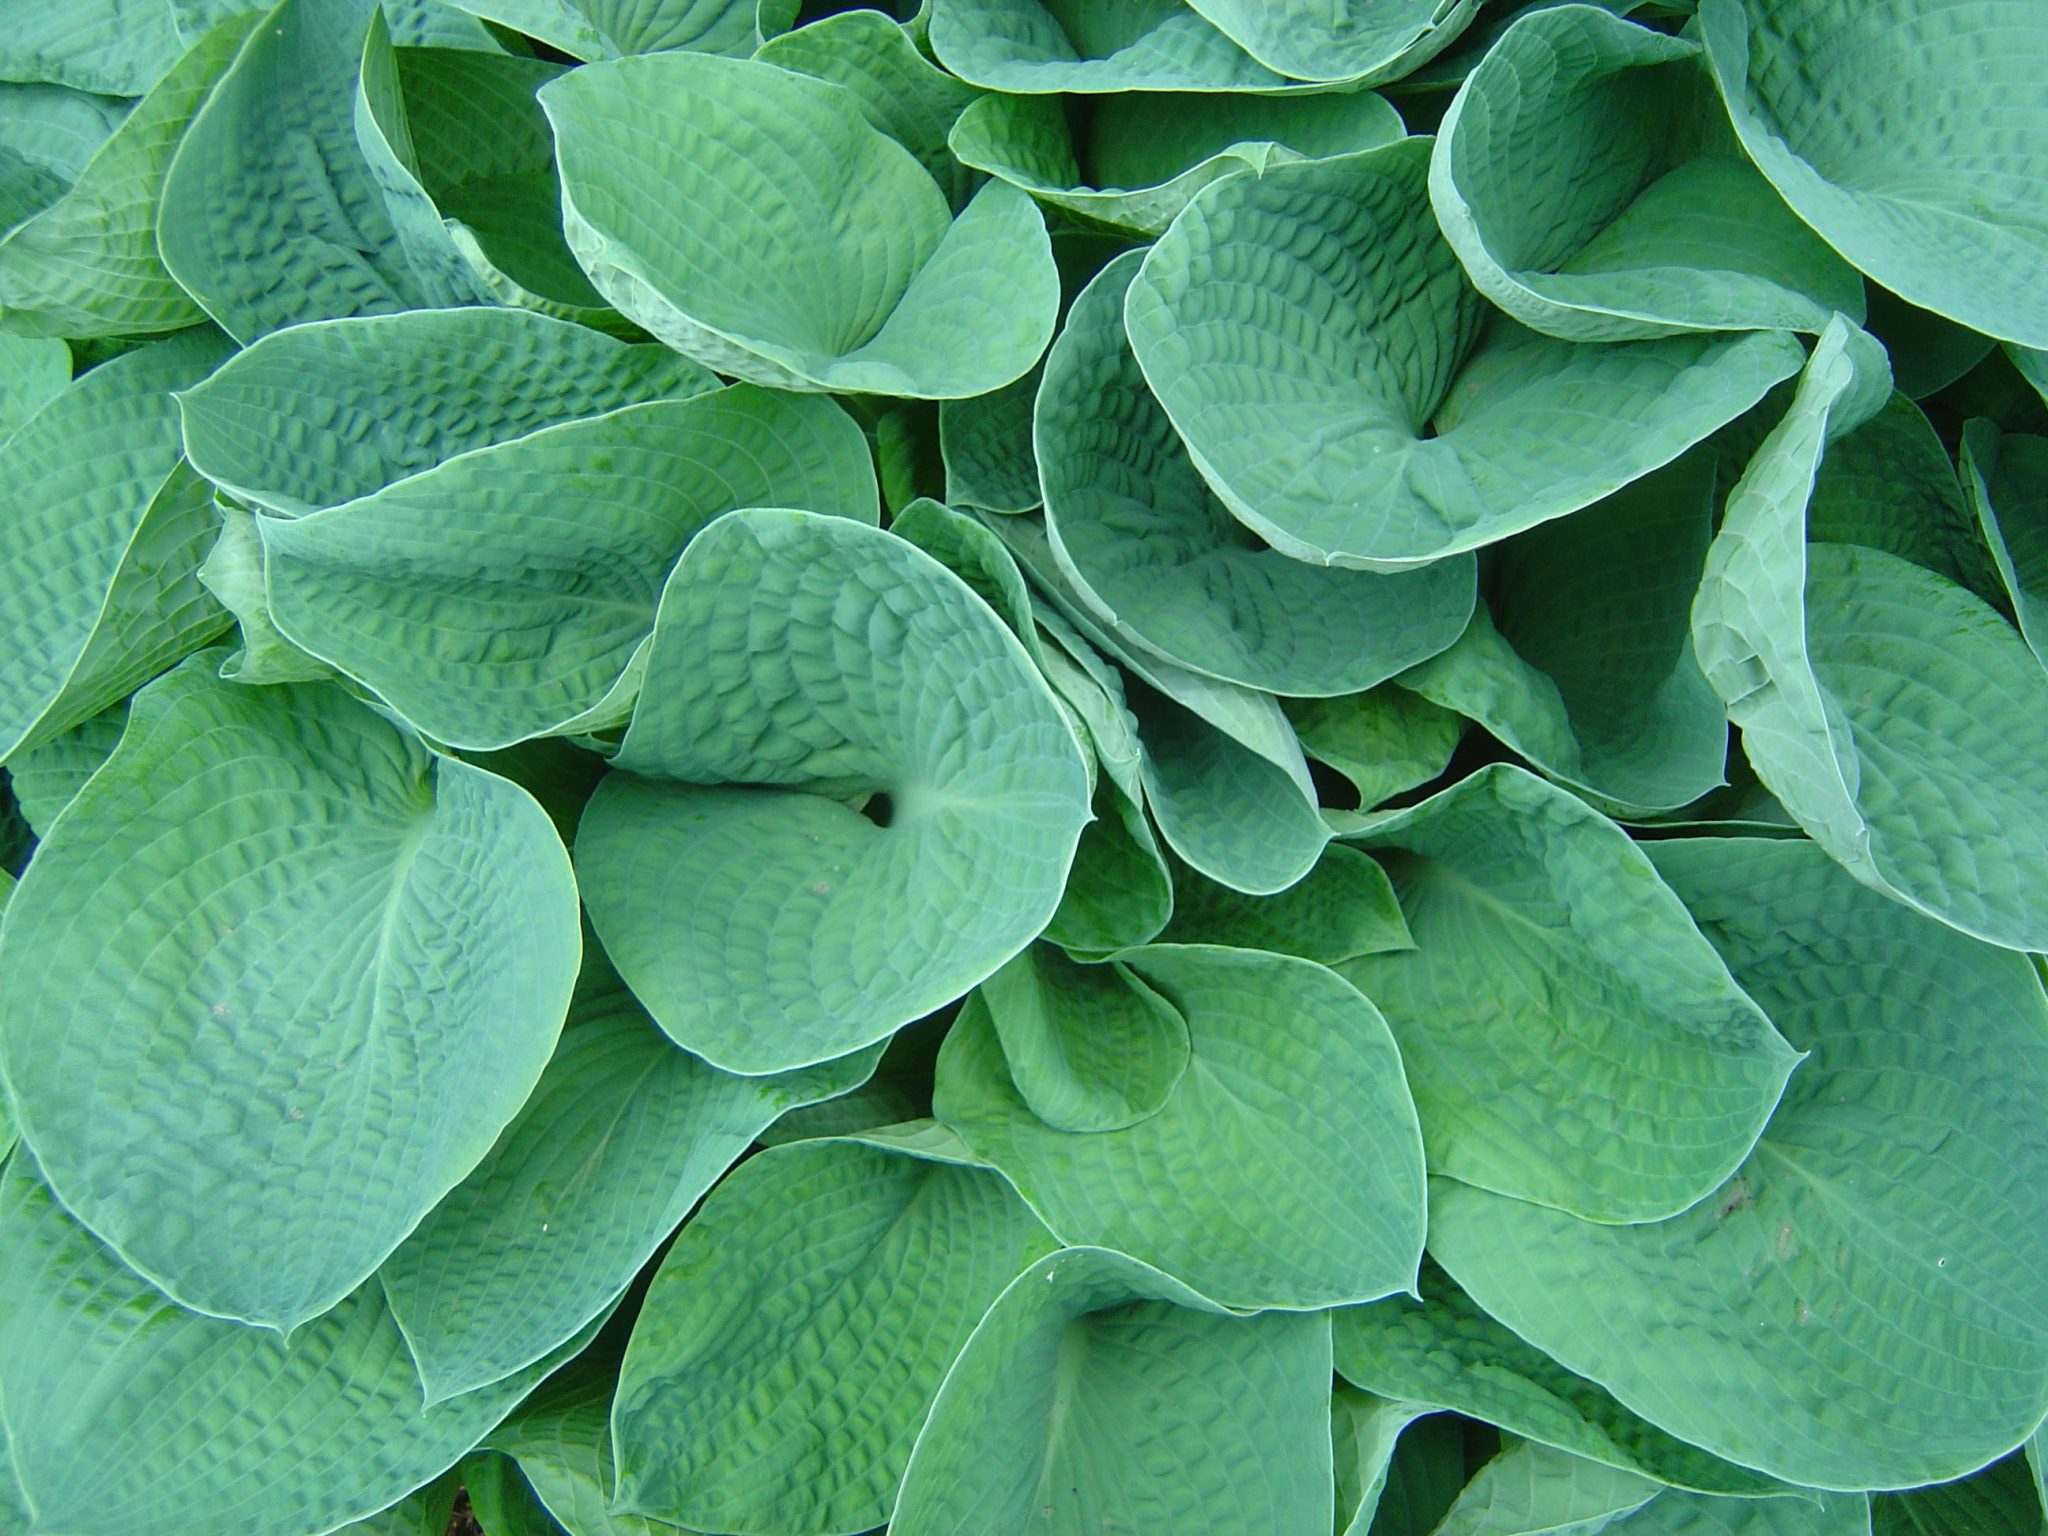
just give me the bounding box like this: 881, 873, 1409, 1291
1701, 0, 2048, 349
927, 0, 1291, 92
1187, 0, 1477, 85
1041, 249, 1475, 694
1395, 450, 1727, 816
951, 87, 1403, 234
1126, 137, 1807, 569
935, 943, 1426, 1309
1162, 842, 1414, 963
1430, 835, 2048, 1490
199, 502, 342, 685
0, 328, 232, 764
157, 0, 461, 341
0, 0, 252, 94
580, 509, 1090, 1075
941, 370, 1043, 512
980, 942, 1190, 1132
380, 962, 879, 1402
439, 0, 784, 58
1612, 1492, 1869, 1536
0, 1151, 585, 1536
891, 1247, 1334, 1536
178, 306, 711, 516
1961, 420, 2048, 666
1335, 1262, 1789, 1496
1434, 1440, 1662, 1536
542, 52, 1058, 398
1431, 4, 1861, 341
260, 385, 874, 750
1332, 1391, 1438, 1536
1694, 318, 2048, 951
0, 660, 581, 1332
611, 1138, 1055, 1535
1286, 684, 1465, 809
1335, 765, 1797, 1222
0, 15, 256, 338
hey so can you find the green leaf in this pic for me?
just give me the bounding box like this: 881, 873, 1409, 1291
541, 52, 1058, 398
1961, 420, 2048, 667
1186, 0, 1478, 85
333, 1471, 463, 1536
0, 328, 232, 764
941, 370, 1043, 512
0, 1151, 586, 1536
951, 87, 1404, 235
0, 84, 128, 235
379, 961, 879, 1402
1126, 137, 1807, 570
1694, 318, 2048, 951
1334, 764, 1798, 1222
1432, 1440, 1661, 1536
439, 0, 780, 58
1431, 3, 1861, 341
0, 659, 581, 1332
0, 16, 255, 338
891, 1246, 1335, 1536
178, 306, 712, 517
1369, 1412, 1472, 1536
1040, 249, 1475, 695
1333, 1391, 1438, 1536
579, 508, 1090, 1074
260, 383, 874, 750
0, 0, 253, 94
611, 1143, 1054, 1534
979, 942, 1190, 1132
198, 501, 340, 685
157, 0, 462, 341
1429, 835, 2048, 1489
1872, 1448, 2045, 1536
935, 943, 1426, 1309
5, 704, 126, 839
1394, 450, 1728, 816
486, 1366, 688, 1536
1044, 773, 1175, 956
1285, 684, 1465, 810
927, 0, 1292, 92
0, 335, 71, 442
1701, 0, 2048, 349
461, 1453, 567, 1536
1616, 1491, 1870, 1536
1335, 1262, 1789, 1496
1162, 842, 1414, 963
1864, 285, 1997, 400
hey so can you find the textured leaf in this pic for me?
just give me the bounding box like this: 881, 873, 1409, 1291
1286, 684, 1465, 810
1395, 450, 1727, 815
0, 328, 232, 764
1335, 764, 1797, 1222
1431, 4, 1861, 341
542, 52, 1058, 397
1126, 137, 1807, 570
980, 942, 1190, 1132
1701, 0, 2048, 349
941, 370, 1042, 512
612, 1138, 1054, 1535
1961, 420, 2048, 667
1693, 318, 2048, 951
260, 384, 874, 750
486, 1368, 682, 1536
332, 1471, 463, 1536
936, 943, 1426, 1309
892, 1247, 1334, 1536
380, 963, 879, 1402
580, 509, 1090, 1074
0, 16, 254, 338
1335, 1263, 1788, 1496
460, 1454, 565, 1536
0, 84, 129, 237
1871, 1448, 2045, 1536
157, 0, 460, 341
1430, 835, 2048, 1489
1040, 250, 1475, 695
0, 0, 252, 94
1434, 1440, 1661, 1536
178, 306, 712, 517
1187, 0, 1477, 84
1162, 842, 1414, 964
0, 335, 71, 442
0, 660, 581, 1331
1333, 1391, 1437, 1536
951, 87, 1404, 235
1043, 776, 1175, 956
1865, 285, 1997, 401
5, 705, 126, 839
927, 0, 1292, 92
1371, 1412, 1473, 1536
0, 1151, 586, 1536
198, 502, 341, 685
441, 0, 781, 58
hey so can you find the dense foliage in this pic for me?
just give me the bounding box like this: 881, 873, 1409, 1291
3, 0, 2048, 1533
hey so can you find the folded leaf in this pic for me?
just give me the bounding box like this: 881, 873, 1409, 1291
1162, 843, 1414, 963
1333, 1391, 1439, 1536
485, 1365, 685, 1536
1434, 1440, 1661, 1536
1187, 0, 1477, 85
0, 660, 581, 1331
1961, 419, 2048, 667
1285, 684, 1465, 810
440, 0, 784, 58
928, 0, 1290, 92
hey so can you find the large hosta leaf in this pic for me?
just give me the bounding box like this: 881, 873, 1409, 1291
579, 509, 1090, 1074
0, 661, 580, 1331
178, 306, 712, 516
1395, 450, 1727, 815
928, 0, 1290, 92
1332, 1391, 1438, 1536
1041, 250, 1474, 695
891, 1247, 1334, 1536
485, 1365, 681, 1536
158, 0, 461, 341
935, 943, 1426, 1309
541, 52, 1058, 397
1433, 1440, 1661, 1536
951, 88, 1403, 235
1693, 318, 2048, 951
611, 1138, 1054, 1535
1871, 1448, 2044, 1536
1286, 684, 1465, 810
0, 334, 72, 441
0, 329, 231, 764
1126, 137, 1806, 569
1189, 0, 1477, 85
1431, 4, 1861, 342
0, 16, 254, 338
0, 0, 253, 94
1334, 765, 1797, 1222
1429, 836, 2048, 1489
1701, 0, 2048, 349
440, 0, 785, 59
1162, 842, 1413, 964
259, 384, 873, 750
0, 1152, 581, 1536
379, 963, 879, 1402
